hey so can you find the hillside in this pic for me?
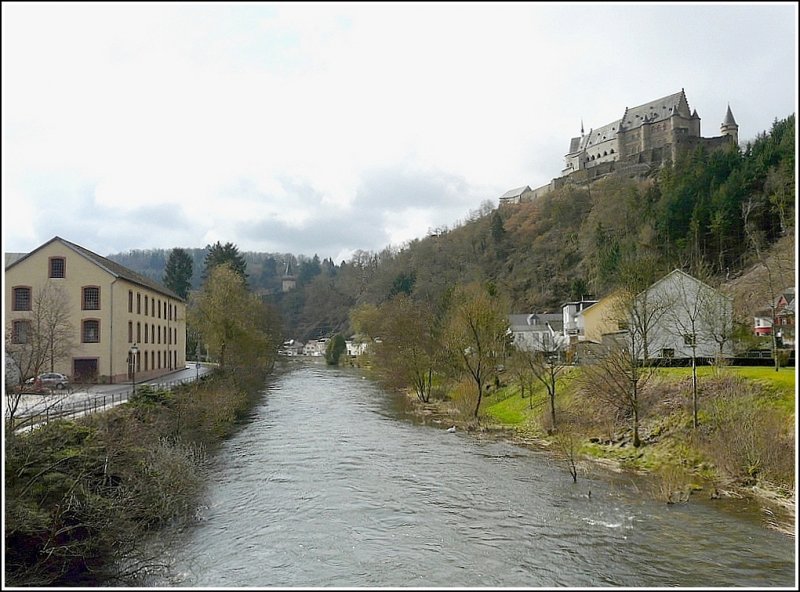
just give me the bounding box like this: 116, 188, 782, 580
107, 114, 795, 342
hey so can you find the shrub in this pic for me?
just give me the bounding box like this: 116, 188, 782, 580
701, 377, 794, 489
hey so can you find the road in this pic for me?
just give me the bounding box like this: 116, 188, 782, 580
7, 363, 213, 427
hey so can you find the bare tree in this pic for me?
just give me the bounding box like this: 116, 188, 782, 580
663, 268, 730, 428
552, 409, 584, 483
521, 341, 569, 432
443, 283, 510, 419
699, 283, 735, 364
579, 334, 657, 448
507, 348, 541, 410
742, 198, 794, 371
579, 283, 663, 447
5, 282, 74, 427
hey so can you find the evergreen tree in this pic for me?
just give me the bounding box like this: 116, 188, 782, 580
298, 254, 322, 284
202, 241, 247, 283
163, 248, 194, 299
325, 334, 347, 365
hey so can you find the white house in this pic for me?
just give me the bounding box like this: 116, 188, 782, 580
509, 313, 567, 353
498, 185, 534, 206
636, 269, 733, 360
561, 299, 598, 343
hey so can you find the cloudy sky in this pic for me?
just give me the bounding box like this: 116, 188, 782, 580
2, 2, 797, 262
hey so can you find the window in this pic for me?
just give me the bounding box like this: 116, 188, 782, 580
661, 348, 675, 358
82, 286, 100, 310
129, 290, 133, 313
12, 320, 31, 344
128, 321, 133, 343
683, 333, 696, 346
137, 293, 141, 314
145, 296, 149, 316
13, 287, 32, 311
144, 324, 148, 344
158, 299, 161, 319
82, 320, 100, 343
137, 322, 141, 343
49, 257, 66, 278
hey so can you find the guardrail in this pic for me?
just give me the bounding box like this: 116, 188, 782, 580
9, 391, 128, 432
8, 372, 210, 433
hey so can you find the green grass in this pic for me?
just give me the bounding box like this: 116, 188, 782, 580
657, 365, 796, 415
483, 385, 533, 425
480, 364, 794, 485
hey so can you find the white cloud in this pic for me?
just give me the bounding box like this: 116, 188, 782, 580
2, 2, 797, 259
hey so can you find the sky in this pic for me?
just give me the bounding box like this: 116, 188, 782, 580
2, 2, 797, 263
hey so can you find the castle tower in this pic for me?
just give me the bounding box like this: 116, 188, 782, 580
281, 260, 296, 292
720, 104, 739, 145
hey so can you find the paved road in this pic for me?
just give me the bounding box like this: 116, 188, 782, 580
7, 363, 213, 423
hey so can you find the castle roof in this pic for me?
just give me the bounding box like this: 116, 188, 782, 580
723, 104, 738, 126
619, 90, 691, 131
583, 120, 620, 149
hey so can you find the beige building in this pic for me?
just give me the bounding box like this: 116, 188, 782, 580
579, 292, 624, 344
5, 236, 186, 384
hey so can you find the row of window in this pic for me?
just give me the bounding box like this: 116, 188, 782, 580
588, 148, 615, 161
13, 285, 101, 311
128, 321, 179, 346
12, 286, 178, 319
129, 349, 179, 373
12, 318, 103, 344
11, 318, 179, 347
128, 290, 177, 321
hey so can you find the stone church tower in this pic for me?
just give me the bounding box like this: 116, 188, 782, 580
281, 260, 296, 293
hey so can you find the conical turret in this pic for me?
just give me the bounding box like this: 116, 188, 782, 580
720, 104, 739, 145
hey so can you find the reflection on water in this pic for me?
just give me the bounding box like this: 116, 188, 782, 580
153, 362, 795, 588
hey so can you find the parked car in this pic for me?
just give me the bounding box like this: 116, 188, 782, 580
24, 372, 70, 390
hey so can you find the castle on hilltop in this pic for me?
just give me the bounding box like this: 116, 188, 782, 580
500, 89, 739, 205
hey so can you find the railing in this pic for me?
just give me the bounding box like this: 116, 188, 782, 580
8, 371, 210, 433
9, 391, 128, 432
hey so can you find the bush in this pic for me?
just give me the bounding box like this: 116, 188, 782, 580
4, 372, 255, 586
701, 377, 794, 489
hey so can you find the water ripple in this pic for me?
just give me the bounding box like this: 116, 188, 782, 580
154, 363, 795, 588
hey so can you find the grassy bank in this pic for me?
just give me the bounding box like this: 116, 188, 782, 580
408, 365, 796, 532
4, 369, 266, 587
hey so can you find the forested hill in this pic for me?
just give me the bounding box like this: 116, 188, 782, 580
109, 114, 795, 341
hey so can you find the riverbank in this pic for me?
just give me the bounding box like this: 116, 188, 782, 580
398, 366, 796, 537
3, 369, 271, 587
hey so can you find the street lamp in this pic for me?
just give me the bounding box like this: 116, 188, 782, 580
195, 343, 201, 382
129, 343, 139, 396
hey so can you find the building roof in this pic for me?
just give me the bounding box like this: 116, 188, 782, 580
6, 236, 183, 301
500, 186, 532, 199
642, 268, 729, 301
4, 253, 25, 267
509, 313, 563, 331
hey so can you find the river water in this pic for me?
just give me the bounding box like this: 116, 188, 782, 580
154, 361, 795, 588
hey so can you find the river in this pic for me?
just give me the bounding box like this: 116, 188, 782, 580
153, 360, 796, 588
